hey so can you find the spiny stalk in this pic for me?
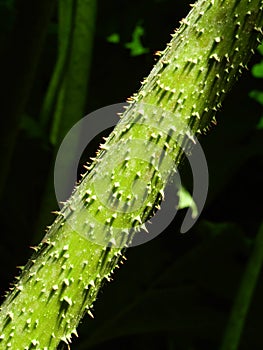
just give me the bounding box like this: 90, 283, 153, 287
0, 0, 262, 349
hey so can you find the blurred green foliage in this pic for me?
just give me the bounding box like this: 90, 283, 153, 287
124, 24, 149, 56
250, 42, 263, 129
107, 23, 149, 56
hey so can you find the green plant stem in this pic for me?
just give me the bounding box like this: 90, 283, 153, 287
51, 0, 97, 146
220, 222, 263, 350
39, 0, 75, 132
33, 0, 76, 242
34, 0, 97, 241
0, 0, 262, 348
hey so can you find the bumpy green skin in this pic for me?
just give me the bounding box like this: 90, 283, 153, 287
0, 0, 263, 348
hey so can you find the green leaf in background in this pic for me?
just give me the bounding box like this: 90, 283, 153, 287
256, 116, 263, 129
107, 33, 120, 44
125, 24, 149, 56
250, 42, 263, 129
257, 41, 263, 55
177, 186, 198, 219
248, 91, 263, 129
106, 24, 149, 56
249, 90, 263, 105
251, 61, 263, 78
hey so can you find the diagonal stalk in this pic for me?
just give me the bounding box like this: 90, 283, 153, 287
0, 0, 262, 349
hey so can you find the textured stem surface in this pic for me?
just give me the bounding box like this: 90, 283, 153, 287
0, 0, 262, 349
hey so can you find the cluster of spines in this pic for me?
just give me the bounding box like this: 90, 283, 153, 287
1, 0, 263, 348
0, 233, 127, 349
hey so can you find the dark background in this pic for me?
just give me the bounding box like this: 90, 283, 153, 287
0, 0, 263, 349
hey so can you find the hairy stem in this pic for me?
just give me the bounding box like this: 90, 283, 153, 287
0, 0, 262, 349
